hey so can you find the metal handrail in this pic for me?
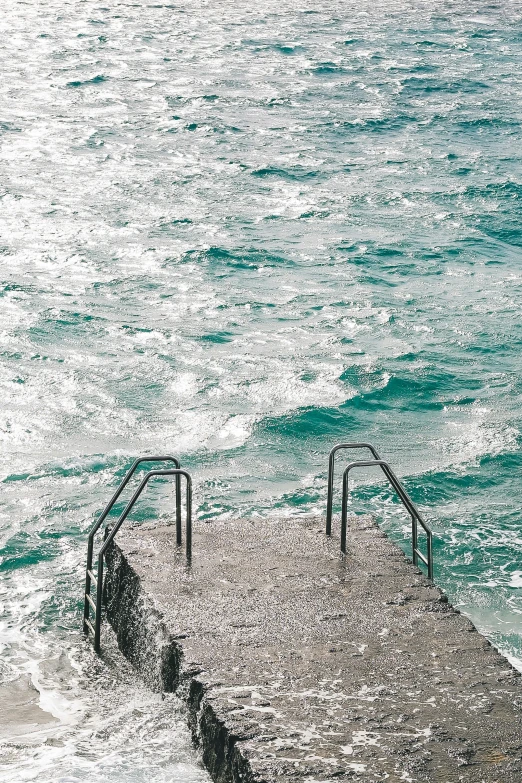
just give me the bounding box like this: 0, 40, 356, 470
83, 455, 181, 636
339, 459, 433, 579
326, 443, 381, 535
92, 468, 192, 652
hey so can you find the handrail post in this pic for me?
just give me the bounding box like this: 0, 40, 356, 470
83, 536, 94, 634
341, 468, 350, 554
94, 551, 104, 653
411, 515, 418, 568
176, 472, 182, 546
186, 475, 192, 560
427, 531, 433, 580
326, 449, 335, 536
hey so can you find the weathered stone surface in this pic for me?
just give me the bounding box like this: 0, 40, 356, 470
104, 515, 522, 782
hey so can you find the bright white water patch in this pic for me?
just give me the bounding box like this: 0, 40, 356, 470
0, 536, 209, 782
0, 641, 208, 782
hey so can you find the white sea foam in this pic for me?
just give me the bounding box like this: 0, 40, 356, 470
2, 0, 522, 778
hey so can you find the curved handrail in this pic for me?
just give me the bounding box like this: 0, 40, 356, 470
83, 455, 181, 636
326, 443, 381, 535
87, 455, 181, 542
93, 468, 192, 652
339, 460, 433, 579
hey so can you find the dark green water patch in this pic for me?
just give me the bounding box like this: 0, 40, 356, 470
66, 74, 108, 88
199, 331, 234, 344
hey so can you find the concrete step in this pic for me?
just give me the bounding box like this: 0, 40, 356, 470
104, 515, 522, 782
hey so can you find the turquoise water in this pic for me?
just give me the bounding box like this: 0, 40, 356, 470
2, 0, 522, 778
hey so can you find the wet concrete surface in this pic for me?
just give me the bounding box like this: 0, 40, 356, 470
104, 516, 522, 782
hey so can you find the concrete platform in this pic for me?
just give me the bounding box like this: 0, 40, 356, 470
103, 515, 522, 782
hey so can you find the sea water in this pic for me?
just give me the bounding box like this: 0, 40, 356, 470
1, 0, 522, 779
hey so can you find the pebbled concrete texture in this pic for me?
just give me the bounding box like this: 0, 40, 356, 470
104, 515, 522, 782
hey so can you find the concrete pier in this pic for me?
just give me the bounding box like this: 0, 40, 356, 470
103, 515, 522, 782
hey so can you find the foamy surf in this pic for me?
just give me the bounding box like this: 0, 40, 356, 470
2, 0, 522, 777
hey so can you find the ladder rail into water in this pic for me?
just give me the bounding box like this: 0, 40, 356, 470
83, 459, 192, 653
83, 455, 181, 639
327, 444, 433, 579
